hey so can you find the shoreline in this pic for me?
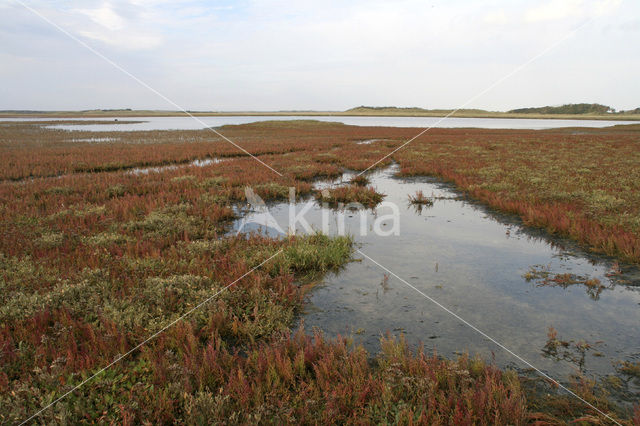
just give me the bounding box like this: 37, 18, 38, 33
2, 110, 640, 121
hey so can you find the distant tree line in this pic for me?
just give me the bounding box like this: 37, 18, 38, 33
347, 104, 639, 115
509, 103, 613, 114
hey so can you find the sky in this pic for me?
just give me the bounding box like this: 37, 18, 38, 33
1, 0, 639, 111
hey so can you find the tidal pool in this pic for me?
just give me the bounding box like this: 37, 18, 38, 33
233, 166, 640, 406
127, 157, 224, 175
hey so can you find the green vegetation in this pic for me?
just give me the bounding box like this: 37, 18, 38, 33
346, 105, 492, 115
509, 103, 613, 114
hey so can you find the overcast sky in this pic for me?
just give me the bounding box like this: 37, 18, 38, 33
1, 0, 638, 111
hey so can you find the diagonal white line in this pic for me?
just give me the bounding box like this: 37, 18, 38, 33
20, 249, 284, 425
13, 2, 624, 424
15, 0, 283, 177
357, 14, 604, 176
356, 249, 621, 425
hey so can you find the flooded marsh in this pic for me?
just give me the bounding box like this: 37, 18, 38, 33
1, 120, 639, 423
236, 166, 640, 409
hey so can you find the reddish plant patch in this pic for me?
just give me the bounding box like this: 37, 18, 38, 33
1, 121, 638, 423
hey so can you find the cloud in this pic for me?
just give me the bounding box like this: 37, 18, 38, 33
72, 1, 163, 49
75, 3, 125, 30
483, 10, 509, 25
1, 0, 639, 110
525, 0, 622, 22
525, 0, 584, 22
77, 29, 162, 49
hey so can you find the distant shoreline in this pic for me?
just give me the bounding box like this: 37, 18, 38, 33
1, 110, 640, 121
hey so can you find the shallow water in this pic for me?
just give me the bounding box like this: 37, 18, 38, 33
356, 139, 384, 145
232, 166, 640, 404
127, 157, 223, 175
1, 115, 635, 131
67, 137, 119, 143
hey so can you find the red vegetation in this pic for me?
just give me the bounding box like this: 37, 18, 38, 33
0, 120, 638, 423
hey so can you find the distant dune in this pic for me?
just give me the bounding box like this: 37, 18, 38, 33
1, 104, 639, 121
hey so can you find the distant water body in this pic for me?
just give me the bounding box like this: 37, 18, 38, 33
1, 115, 635, 131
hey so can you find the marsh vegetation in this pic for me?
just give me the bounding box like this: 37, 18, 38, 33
0, 120, 639, 423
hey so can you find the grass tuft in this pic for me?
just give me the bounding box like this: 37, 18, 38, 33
407, 190, 434, 206
315, 185, 384, 208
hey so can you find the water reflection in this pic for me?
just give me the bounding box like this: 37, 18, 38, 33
128, 157, 223, 175
1, 115, 634, 131
233, 165, 640, 405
